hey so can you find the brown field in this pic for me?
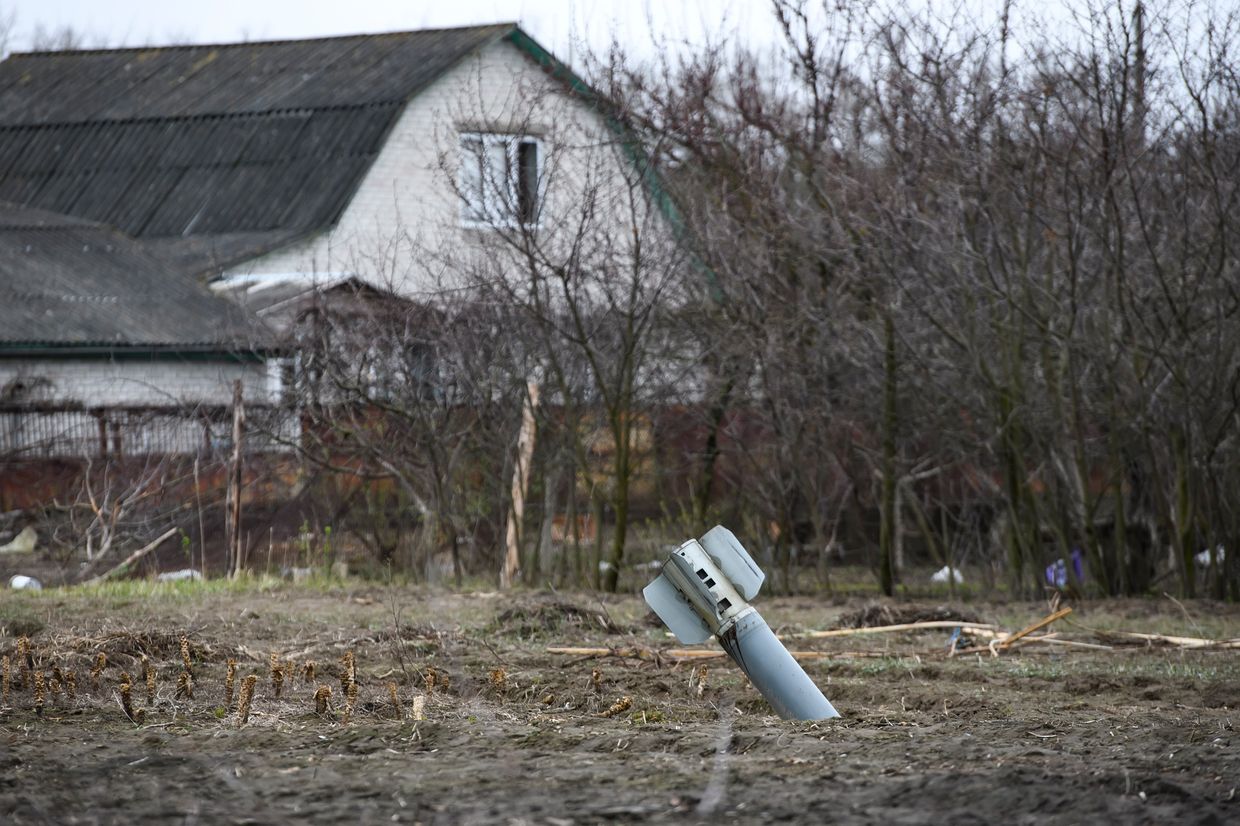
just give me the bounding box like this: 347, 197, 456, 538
1, 582, 1238, 825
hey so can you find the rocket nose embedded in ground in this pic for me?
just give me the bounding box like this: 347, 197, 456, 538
717, 609, 840, 720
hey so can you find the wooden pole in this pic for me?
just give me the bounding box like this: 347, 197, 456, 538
501, 381, 538, 588
226, 380, 245, 579
792, 620, 999, 638
994, 606, 1073, 651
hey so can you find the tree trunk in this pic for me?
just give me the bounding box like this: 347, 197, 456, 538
603, 434, 630, 593
878, 313, 898, 597
502, 382, 539, 588
226, 380, 245, 579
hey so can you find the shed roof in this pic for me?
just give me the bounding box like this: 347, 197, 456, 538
0, 202, 266, 351
0, 24, 515, 240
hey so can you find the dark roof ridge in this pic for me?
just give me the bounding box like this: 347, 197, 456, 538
0, 200, 112, 231
0, 100, 401, 130
10, 21, 518, 59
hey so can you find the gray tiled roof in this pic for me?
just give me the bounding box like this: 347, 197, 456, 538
0, 202, 266, 349
0, 24, 514, 239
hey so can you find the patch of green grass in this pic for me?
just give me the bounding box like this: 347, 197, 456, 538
0, 592, 48, 636
856, 657, 921, 677
1102, 658, 1240, 682
998, 660, 1068, 680
72, 573, 287, 601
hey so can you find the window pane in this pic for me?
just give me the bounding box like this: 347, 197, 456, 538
517, 140, 538, 225
485, 140, 508, 217
460, 137, 485, 221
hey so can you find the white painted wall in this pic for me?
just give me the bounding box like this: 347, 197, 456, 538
0, 357, 270, 408
225, 37, 645, 296
0, 357, 297, 457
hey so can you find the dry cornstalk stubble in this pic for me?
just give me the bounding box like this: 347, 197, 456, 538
270, 652, 284, 699
142, 656, 156, 704
118, 672, 145, 724
599, 696, 632, 718
90, 652, 107, 689
314, 684, 332, 716
339, 652, 358, 723
237, 674, 258, 726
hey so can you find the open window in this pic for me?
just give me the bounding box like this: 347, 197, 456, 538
459, 132, 541, 228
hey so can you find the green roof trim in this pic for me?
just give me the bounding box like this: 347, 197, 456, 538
503, 28, 722, 302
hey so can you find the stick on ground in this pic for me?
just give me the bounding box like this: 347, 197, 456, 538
994, 607, 1074, 652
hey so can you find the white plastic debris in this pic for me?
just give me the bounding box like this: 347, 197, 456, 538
282, 566, 314, 582
9, 574, 42, 590
156, 569, 204, 582
1195, 546, 1226, 566
930, 565, 964, 584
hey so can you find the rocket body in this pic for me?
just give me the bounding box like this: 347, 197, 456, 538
643, 526, 840, 721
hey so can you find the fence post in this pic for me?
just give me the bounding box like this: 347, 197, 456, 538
226, 380, 245, 579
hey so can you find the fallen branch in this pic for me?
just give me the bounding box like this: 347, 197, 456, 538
962, 626, 1114, 652
994, 607, 1074, 653
1094, 631, 1240, 650
793, 620, 999, 639
79, 528, 179, 586
545, 646, 896, 663
545, 646, 663, 664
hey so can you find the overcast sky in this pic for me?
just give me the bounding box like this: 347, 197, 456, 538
4, 1, 1094, 64
4, 0, 784, 62
3, 1, 1171, 74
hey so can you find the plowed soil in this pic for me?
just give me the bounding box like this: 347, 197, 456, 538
1, 586, 1237, 824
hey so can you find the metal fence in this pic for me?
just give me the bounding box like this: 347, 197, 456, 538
0, 405, 299, 459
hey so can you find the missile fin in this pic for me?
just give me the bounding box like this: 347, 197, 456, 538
642, 572, 713, 644
700, 525, 765, 600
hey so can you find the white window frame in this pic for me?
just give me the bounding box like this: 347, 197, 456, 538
459, 132, 542, 229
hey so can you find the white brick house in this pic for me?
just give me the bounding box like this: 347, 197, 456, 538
0, 24, 646, 458
218, 29, 637, 297
0, 203, 279, 459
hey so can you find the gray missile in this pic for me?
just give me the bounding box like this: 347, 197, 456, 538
643, 525, 840, 721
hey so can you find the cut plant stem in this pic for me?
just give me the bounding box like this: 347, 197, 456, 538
314, 684, 331, 716
270, 653, 283, 699
90, 652, 107, 689
142, 656, 155, 704
179, 635, 193, 675
599, 696, 632, 718
237, 674, 258, 726
387, 682, 403, 717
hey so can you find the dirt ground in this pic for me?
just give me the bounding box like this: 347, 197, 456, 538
1, 584, 1237, 825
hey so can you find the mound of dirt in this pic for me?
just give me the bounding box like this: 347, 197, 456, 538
493, 599, 628, 637
68, 631, 237, 663
835, 602, 983, 629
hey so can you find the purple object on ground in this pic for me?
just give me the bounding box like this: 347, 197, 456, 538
1046, 547, 1085, 587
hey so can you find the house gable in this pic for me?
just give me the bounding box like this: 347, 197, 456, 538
0, 25, 513, 249
223, 33, 635, 293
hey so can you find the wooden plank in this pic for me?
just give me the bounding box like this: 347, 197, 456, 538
994, 607, 1074, 652
793, 620, 999, 638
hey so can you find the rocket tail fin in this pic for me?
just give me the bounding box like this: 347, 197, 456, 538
642, 572, 713, 644
699, 525, 765, 600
